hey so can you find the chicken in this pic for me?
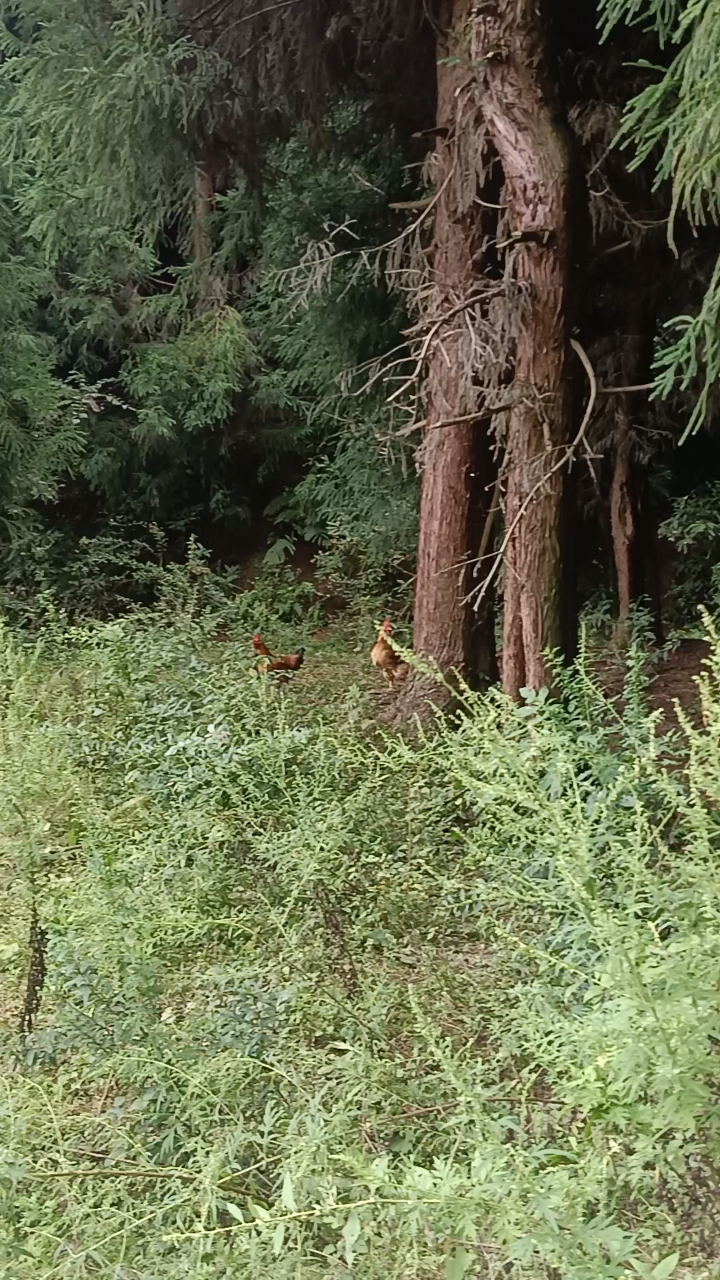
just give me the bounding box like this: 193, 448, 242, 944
370, 619, 408, 687
266, 648, 305, 677
252, 633, 273, 658
252, 633, 305, 682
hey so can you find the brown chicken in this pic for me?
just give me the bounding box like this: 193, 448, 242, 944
252, 633, 273, 658
253, 633, 305, 682
370, 620, 408, 687
266, 648, 305, 676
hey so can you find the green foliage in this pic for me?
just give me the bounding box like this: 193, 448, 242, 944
0, 521, 168, 624
659, 481, 720, 621
238, 101, 419, 581
0, 164, 89, 525
599, 0, 687, 44
600, 0, 720, 436
272, 431, 418, 591
0, 361, 87, 521
2, 609, 720, 1274
0, 38, 417, 594
0, 0, 222, 268
153, 552, 323, 633
123, 306, 256, 450
0, 0, 235, 549
245, 101, 409, 411
660, 482, 720, 552
0, 530, 324, 629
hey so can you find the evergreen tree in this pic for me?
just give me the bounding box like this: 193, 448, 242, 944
600, 0, 720, 436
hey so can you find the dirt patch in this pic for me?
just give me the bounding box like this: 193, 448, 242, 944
596, 639, 710, 732
648, 639, 710, 727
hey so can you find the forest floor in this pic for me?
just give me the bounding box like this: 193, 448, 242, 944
644, 638, 709, 723
596, 636, 709, 729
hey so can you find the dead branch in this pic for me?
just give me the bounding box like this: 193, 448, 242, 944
395, 401, 516, 436
474, 469, 504, 577
191, 0, 302, 29
598, 382, 653, 395
389, 199, 434, 211
388, 289, 500, 406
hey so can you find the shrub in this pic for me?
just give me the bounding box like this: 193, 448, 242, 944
0, 614, 719, 1276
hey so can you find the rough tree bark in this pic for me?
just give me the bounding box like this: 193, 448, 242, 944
472, 1, 574, 699
610, 295, 661, 645
393, 0, 496, 722
193, 165, 214, 270
192, 159, 233, 318
611, 378, 638, 649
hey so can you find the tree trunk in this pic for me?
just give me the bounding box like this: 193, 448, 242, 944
610, 387, 635, 648
610, 297, 659, 645
193, 165, 214, 269
193, 162, 229, 315
472, 2, 574, 700
393, 0, 496, 721
637, 487, 664, 645
469, 425, 500, 684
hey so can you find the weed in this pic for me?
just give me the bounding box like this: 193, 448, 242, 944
0, 612, 719, 1276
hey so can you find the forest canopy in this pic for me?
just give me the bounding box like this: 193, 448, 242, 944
0, 0, 720, 672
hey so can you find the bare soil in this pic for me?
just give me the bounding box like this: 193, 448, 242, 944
596, 638, 710, 731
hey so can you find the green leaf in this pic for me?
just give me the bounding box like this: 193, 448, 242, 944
272, 1221, 286, 1256
281, 1170, 297, 1212
249, 1201, 271, 1222
652, 1254, 680, 1280
629, 1260, 651, 1278
264, 536, 295, 566
343, 1210, 361, 1246
342, 1209, 362, 1264
445, 1247, 473, 1280
225, 1202, 244, 1223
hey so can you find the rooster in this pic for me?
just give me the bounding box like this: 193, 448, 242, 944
370, 619, 408, 688
252, 633, 273, 659
266, 648, 305, 678
252, 633, 305, 682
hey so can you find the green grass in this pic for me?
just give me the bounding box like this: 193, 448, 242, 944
1, 608, 720, 1278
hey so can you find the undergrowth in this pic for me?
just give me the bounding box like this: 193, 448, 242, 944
1, 605, 720, 1278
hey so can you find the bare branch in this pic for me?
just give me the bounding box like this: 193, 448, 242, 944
395, 401, 516, 436
474, 470, 504, 577
597, 382, 653, 395
387, 290, 499, 405
192, 0, 303, 29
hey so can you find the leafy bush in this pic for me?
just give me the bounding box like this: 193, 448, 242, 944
659, 483, 720, 627
0, 67, 418, 596
0, 521, 169, 625
271, 431, 418, 595
1, 611, 720, 1276
0, 529, 325, 634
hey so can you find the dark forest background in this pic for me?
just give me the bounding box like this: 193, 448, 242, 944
1, 0, 719, 669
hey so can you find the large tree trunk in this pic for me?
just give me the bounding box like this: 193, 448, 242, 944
472, 2, 574, 699
394, 0, 496, 721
